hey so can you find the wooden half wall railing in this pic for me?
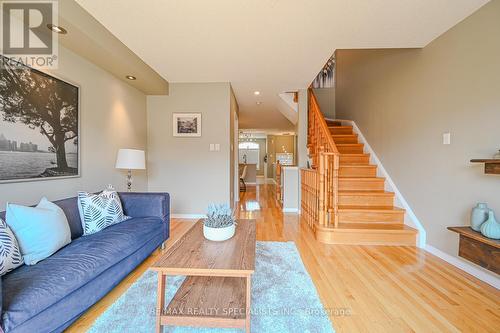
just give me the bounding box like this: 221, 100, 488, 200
301, 89, 340, 228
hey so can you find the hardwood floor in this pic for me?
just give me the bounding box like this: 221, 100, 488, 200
68, 184, 500, 332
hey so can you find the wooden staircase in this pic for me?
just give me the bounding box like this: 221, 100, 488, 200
301, 92, 417, 246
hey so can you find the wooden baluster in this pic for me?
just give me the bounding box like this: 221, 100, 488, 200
324, 153, 330, 226
318, 147, 325, 226
333, 154, 339, 228
302, 89, 340, 230
326, 155, 334, 226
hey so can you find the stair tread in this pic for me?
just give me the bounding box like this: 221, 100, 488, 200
337, 143, 363, 146
336, 223, 417, 233
339, 165, 376, 168
338, 206, 405, 212
332, 134, 358, 137
339, 190, 395, 196
340, 177, 385, 181
340, 153, 370, 156
328, 126, 352, 129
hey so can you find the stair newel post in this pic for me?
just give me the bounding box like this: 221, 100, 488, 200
318, 146, 326, 226
333, 153, 340, 228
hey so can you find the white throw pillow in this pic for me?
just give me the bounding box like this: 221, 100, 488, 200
6, 198, 72, 265
0, 218, 24, 275
77, 190, 129, 235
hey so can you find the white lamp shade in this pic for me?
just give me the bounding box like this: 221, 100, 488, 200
115, 149, 146, 170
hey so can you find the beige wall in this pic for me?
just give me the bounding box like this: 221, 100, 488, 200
255, 138, 267, 176
267, 135, 296, 179
274, 135, 296, 158
147, 83, 232, 215
313, 87, 335, 119
336, 0, 500, 273
0, 46, 148, 209
267, 135, 276, 178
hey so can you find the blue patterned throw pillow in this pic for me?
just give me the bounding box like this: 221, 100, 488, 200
78, 190, 129, 235
0, 218, 23, 275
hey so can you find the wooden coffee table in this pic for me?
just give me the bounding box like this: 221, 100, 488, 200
151, 219, 256, 332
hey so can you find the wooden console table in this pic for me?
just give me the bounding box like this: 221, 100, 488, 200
448, 226, 500, 274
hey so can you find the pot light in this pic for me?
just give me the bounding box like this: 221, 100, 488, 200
125, 75, 137, 80
256, 101, 262, 105
47, 24, 67, 34
254, 91, 260, 96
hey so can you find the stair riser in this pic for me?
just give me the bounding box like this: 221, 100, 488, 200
338, 211, 404, 224
338, 145, 364, 154
339, 155, 370, 164
315, 229, 417, 246
332, 135, 358, 144
326, 121, 342, 127
339, 167, 377, 178
339, 195, 394, 207
330, 127, 353, 135
339, 179, 385, 191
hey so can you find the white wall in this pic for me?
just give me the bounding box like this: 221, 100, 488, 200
147, 83, 232, 216
0, 46, 148, 209
336, 1, 500, 278
230, 88, 239, 204
296, 89, 309, 168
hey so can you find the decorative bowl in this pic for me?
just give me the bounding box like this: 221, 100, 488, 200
203, 224, 236, 242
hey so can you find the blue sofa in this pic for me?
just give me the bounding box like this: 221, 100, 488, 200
0, 192, 170, 333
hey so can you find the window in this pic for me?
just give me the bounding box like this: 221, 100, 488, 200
239, 141, 260, 170
238, 142, 259, 150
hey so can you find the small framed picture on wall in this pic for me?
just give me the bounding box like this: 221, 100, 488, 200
173, 113, 202, 137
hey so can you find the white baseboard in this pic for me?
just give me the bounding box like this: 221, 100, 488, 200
336, 119, 427, 248
283, 208, 299, 213
171, 214, 206, 219
425, 245, 500, 289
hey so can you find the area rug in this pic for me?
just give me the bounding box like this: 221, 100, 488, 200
88, 241, 335, 333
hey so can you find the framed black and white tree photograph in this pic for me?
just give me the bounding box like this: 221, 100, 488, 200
173, 113, 202, 137
0, 55, 80, 183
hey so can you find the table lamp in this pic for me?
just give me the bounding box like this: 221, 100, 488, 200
115, 149, 146, 191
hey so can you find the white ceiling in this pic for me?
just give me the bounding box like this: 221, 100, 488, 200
76, 0, 488, 130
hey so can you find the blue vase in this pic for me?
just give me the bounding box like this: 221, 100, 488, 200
471, 203, 489, 231
480, 211, 500, 240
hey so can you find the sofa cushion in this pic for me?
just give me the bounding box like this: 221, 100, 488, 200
6, 198, 72, 265
1, 216, 163, 332
0, 197, 83, 241
78, 191, 129, 236
0, 218, 23, 276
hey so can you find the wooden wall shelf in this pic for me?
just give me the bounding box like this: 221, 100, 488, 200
448, 226, 499, 274
470, 159, 500, 175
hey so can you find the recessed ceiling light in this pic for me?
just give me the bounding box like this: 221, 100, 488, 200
47, 24, 67, 34
125, 75, 137, 80
256, 101, 262, 105
254, 91, 260, 96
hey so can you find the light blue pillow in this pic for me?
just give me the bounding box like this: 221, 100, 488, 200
6, 198, 72, 265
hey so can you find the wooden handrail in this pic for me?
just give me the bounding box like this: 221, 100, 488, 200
309, 90, 339, 155
302, 89, 340, 228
